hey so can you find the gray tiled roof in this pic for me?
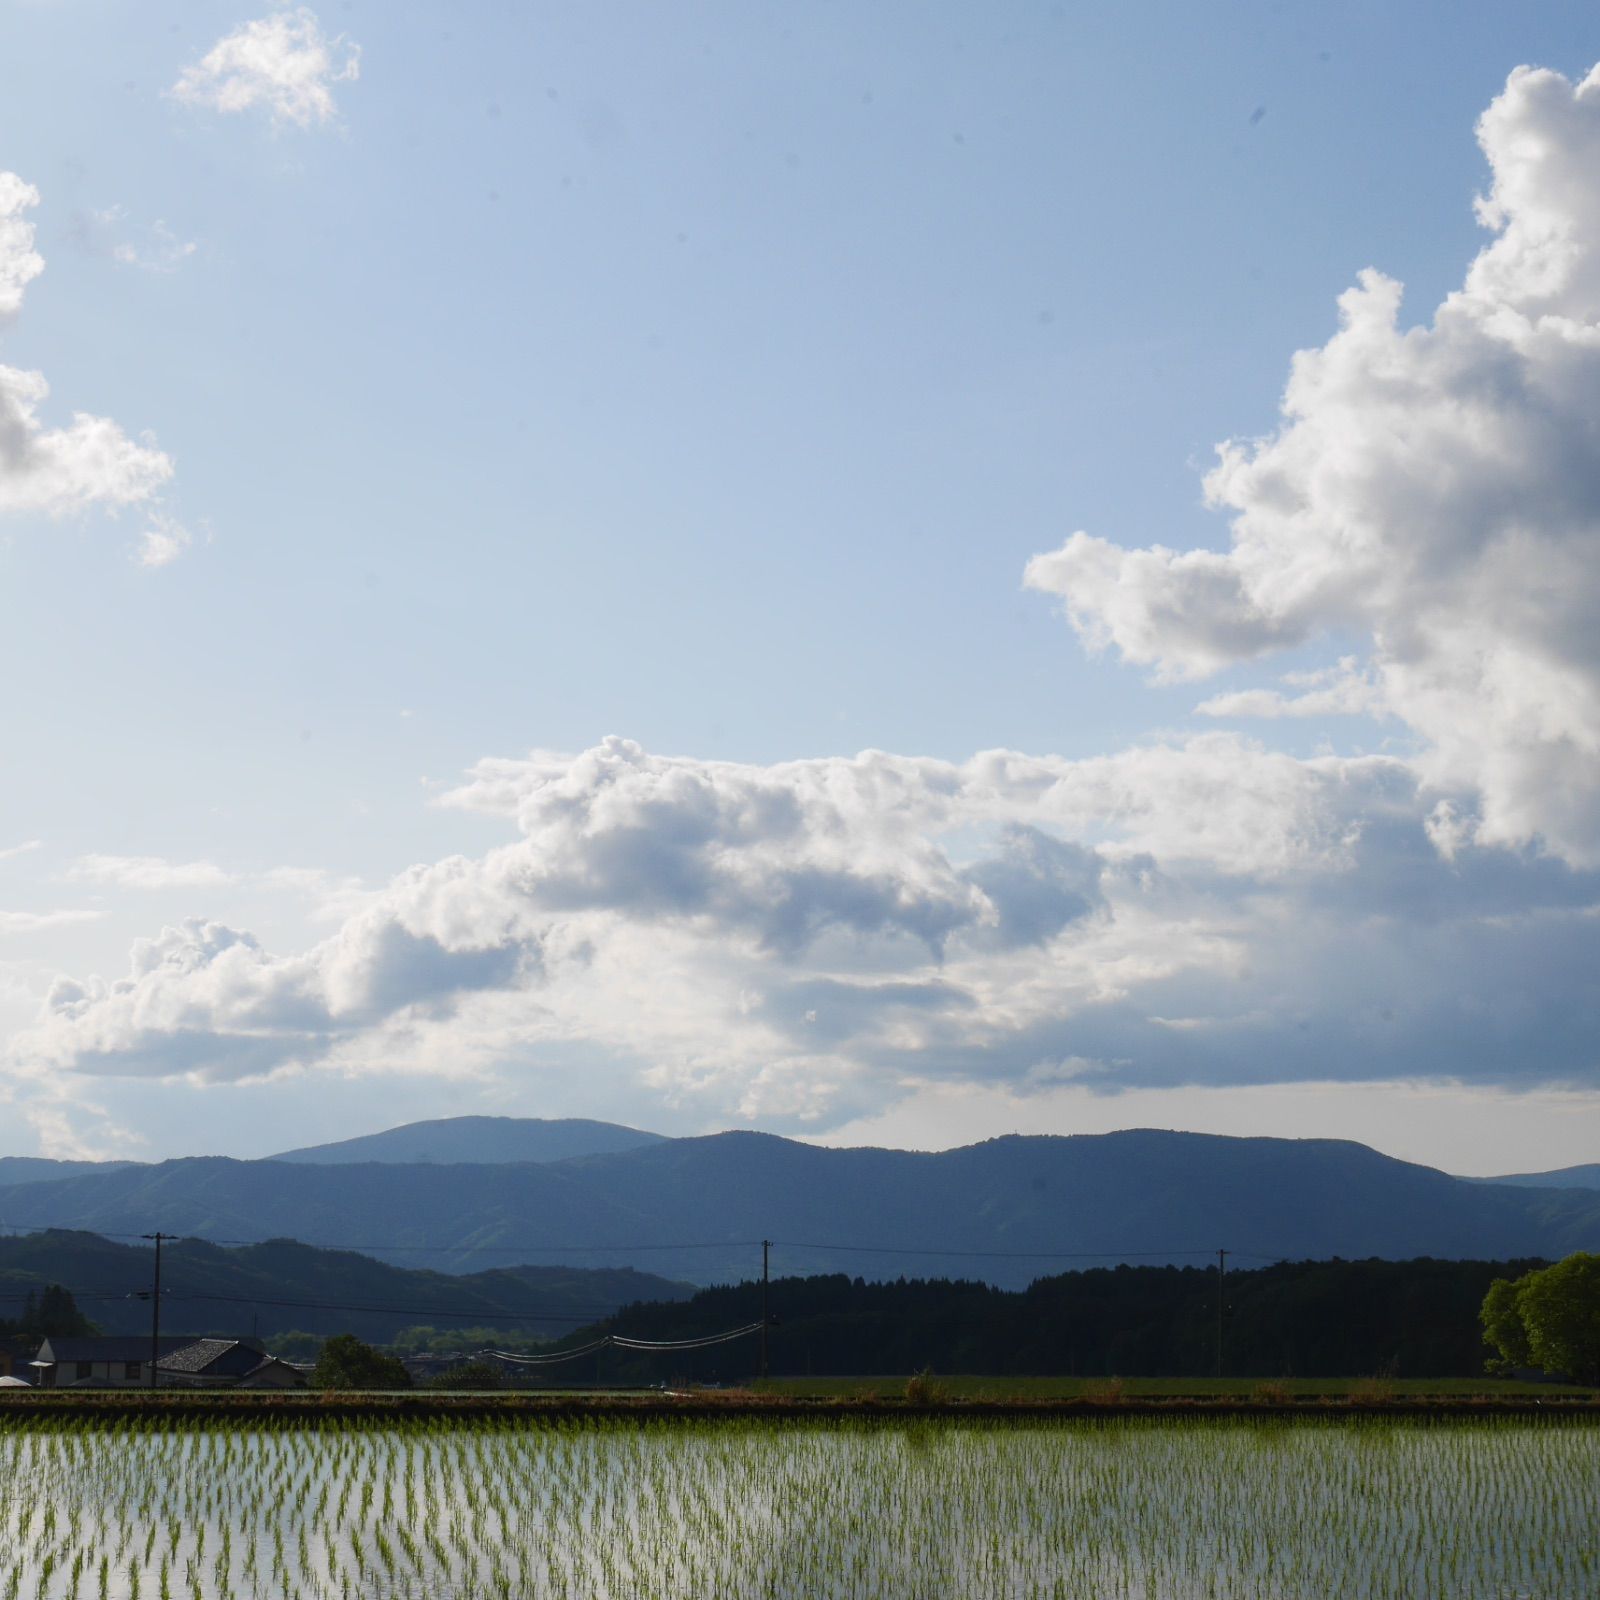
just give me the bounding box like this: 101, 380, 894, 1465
156, 1338, 242, 1374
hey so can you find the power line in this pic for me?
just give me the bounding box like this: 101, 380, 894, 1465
482, 1321, 766, 1365
480, 1337, 611, 1366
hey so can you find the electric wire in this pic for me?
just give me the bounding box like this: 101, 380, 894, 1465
482, 1321, 765, 1365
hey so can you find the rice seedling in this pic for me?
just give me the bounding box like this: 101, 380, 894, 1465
0, 1411, 1592, 1597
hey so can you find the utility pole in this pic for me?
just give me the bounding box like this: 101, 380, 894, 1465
759, 1239, 771, 1383
1215, 1248, 1228, 1380
142, 1233, 170, 1391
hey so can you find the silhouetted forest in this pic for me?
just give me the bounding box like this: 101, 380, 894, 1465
582, 1257, 1546, 1381
0, 1283, 96, 1340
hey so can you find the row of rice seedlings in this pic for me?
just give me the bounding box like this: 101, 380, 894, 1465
0, 1412, 1593, 1599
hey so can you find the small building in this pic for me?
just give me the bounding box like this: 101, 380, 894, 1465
30, 1335, 191, 1389
29, 1335, 305, 1389
156, 1338, 305, 1390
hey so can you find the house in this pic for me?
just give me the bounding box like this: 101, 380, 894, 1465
155, 1338, 305, 1390
29, 1335, 305, 1389
30, 1335, 191, 1388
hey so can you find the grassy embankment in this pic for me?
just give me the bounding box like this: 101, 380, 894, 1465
753, 1374, 1600, 1400
1, 1375, 1597, 1420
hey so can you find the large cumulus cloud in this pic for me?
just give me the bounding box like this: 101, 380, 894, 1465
1026, 63, 1600, 866
13, 734, 1597, 1129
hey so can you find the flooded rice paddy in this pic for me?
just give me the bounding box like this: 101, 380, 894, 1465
0, 1413, 1594, 1599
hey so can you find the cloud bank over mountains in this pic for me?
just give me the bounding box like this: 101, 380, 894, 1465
13, 730, 1599, 1135
10, 63, 1600, 1146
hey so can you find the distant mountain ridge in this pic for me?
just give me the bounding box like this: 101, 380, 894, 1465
0, 1229, 692, 1343
0, 1116, 665, 1191
271, 1115, 666, 1166
1, 1128, 1596, 1289
1470, 1163, 1600, 1191
0, 1157, 141, 1188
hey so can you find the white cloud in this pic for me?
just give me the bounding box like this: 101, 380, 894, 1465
0, 173, 45, 321
1026, 63, 1600, 866
68, 855, 233, 891
75, 208, 197, 275
0, 909, 105, 934
1424, 799, 1476, 862
257, 865, 369, 918
1196, 658, 1386, 721
0, 840, 42, 864
134, 513, 193, 569
170, 7, 360, 130
113, 222, 197, 275
14, 737, 1598, 1131
61, 854, 363, 915
0, 171, 178, 524
0, 365, 175, 516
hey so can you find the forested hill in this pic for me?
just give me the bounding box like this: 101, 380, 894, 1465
1477, 1164, 1600, 1190
0, 1157, 141, 1188
0, 1130, 1595, 1286
0, 1230, 692, 1344
0, 1115, 666, 1188
581, 1257, 1551, 1383
270, 1115, 666, 1166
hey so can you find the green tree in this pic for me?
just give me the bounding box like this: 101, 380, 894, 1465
9, 1285, 97, 1340
266, 1330, 323, 1364
1479, 1277, 1530, 1372
310, 1333, 412, 1391
1481, 1254, 1600, 1383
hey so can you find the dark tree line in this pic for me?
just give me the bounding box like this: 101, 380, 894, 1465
574, 1257, 1550, 1381
0, 1283, 96, 1341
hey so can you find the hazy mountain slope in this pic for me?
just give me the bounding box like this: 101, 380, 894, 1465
0, 1158, 141, 1188
0, 1229, 691, 1343
543, 1129, 1600, 1278
271, 1115, 666, 1166
1471, 1164, 1600, 1190
0, 1156, 656, 1273
2, 1129, 1597, 1288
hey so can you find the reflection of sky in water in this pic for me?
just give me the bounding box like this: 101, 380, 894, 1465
0, 1417, 1592, 1598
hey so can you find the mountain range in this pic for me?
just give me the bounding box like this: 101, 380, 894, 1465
1470, 1163, 1600, 1190
0, 1228, 690, 1343
0, 1120, 1596, 1290
269, 1115, 665, 1166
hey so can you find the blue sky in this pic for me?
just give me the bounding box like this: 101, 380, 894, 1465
2, 2, 1599, 1171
